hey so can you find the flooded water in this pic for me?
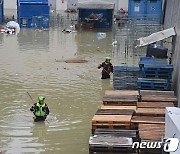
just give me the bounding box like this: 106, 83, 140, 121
0, 21, 145, 153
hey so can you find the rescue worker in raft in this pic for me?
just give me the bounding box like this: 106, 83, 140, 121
98, 57, 113, 79
30, 96, 49, 121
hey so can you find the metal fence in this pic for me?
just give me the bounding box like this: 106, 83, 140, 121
113, 15, 164, 54
49, 12, 78, 29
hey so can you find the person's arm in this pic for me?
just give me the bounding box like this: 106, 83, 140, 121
110, 64, 113, 73
45, 104, 49, 115
98, 63, 103, 69
30, 103, 36, 112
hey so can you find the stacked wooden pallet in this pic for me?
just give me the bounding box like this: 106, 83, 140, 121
89, 129, 138, 154
138, 124, 165, 154
90, 90, 138, 153
139, 90, 178, 106
89, 89, 177, 154
133, 90, 177, 154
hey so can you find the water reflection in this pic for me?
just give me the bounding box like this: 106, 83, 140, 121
17, 29, 49, 52
75, 30, 113, 56
0, 33, 4, 45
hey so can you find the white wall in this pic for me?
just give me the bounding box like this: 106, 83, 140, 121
4, 0, 16, 9
56, 0, 67, 11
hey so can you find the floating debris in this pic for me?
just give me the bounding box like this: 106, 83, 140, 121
55, 58, 88, 63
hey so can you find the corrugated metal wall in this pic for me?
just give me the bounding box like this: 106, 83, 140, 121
164, 0, 180, 106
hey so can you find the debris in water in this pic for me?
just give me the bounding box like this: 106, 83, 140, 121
55, 58, 88, 63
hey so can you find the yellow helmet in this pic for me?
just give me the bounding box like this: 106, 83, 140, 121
105, 57, 111, 63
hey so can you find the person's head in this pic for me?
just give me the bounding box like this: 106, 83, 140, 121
105, 57, 111, 63
38, 96, 45, 104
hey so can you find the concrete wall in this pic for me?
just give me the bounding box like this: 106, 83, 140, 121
164, 0, 180, 106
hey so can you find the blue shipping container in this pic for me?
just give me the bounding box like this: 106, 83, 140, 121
128, 0, 162, 23
146, 0, 162, 16
17, 0, 50, 28
0, 0, 3, 24
128, 0, 146, 16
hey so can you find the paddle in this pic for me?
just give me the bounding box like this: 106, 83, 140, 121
27, 92, 35, 104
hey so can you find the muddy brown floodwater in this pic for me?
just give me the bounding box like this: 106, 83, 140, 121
0, 24, 143, 154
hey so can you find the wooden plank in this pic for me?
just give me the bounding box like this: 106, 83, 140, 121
139, 124, 165, 140
141, 96, 177, 102
103, 95, 138, 100
89, 152, 138, 154
140, 90, 175, 96
95, 109, 134, 115
101, 106, 137, 111
135, 108, 165, 117
92, 115, 132, 130
139, 132, 165, 140
104, 90, 139, 97
139, 90, 177, 102
92, 115, 132, 123
103, 97, 137, 106
137, 102, 174, 108
139, 124, 165, 131
94, 129, 137, 139
131, 116, 165, 124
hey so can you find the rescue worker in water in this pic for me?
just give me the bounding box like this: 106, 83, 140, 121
30, 96, 49, 121
98, 57, 113, 79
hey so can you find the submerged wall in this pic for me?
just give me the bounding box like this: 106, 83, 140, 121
164, 0, 180, 106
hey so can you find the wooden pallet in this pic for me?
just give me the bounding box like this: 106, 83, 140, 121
101, 105, 137, 112
137, 102, 174, 108
139, 123, 165, 131
139, 124, 165, 141
138, 147, 162, 154
140, 90, 175, 96
135, 108, 165, 117
139, 124, 165, 139
95, 109, 134, 115
139, 90, 177, 103
94, 129, 138, 141
89, 134, 135, 152
103, 97, 137, 106
92, 115, 132, 130
89, 152, 138, 154
131, 116, 165, 129
104, 90, 139, 97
